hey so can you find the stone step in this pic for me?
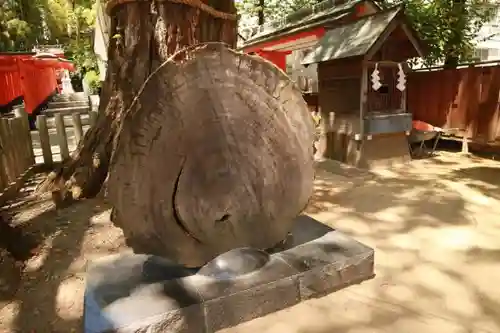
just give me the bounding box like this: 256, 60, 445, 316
43, 106, 90, 115
51, 97, 88, 103
45, 114, 90, 128
51, 92, 88, 102
48, 101, 89, 109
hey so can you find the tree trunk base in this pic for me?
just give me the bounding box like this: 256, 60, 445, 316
36, 1, 315, 267
106, 46, 314, 267
36, 0, 238, 203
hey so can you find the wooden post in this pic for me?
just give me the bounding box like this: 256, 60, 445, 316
72, 113, 84, 145
37, 115, 53, 166
89, 111, 98, 127
0, 119, 9, 190
15, 118, 29, 171
359, 63, 368, 137
55, 113, 70, 160
0, 118, 14, 182
14, 107, 35, 165
400, 82, 407, 111
15, 118, 27, 172
356, 62, 369, 166
0, 166, 5, 192
328, 112, 334, 132
13, 110, 27, 167
7, 118, 21, 176
461, 134, 469, 154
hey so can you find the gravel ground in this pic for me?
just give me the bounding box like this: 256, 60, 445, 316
0, 150, 500, 333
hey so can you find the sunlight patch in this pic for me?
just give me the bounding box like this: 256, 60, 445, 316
24, 231, 62, 273
56, 276, 84, 320
0, 301, 20, 331
440, 179, 490, 206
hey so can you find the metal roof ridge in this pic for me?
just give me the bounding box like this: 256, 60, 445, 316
330, 4, 403, 29
301, 5, 403, 65
241, 0, 365, 45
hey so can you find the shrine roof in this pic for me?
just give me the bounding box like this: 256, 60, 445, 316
239, 0, 374, 49
302, 5, 403, 65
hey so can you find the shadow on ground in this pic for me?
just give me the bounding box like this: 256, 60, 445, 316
220, 152, 500, 333
450, 166, 500, 201
3, 151, 500, 333
0, 184, 115, 332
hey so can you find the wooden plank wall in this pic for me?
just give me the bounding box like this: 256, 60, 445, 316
408, 65, 500, 144
0, 110, 35, 194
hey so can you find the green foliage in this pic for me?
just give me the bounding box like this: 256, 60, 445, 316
84, 70, 101, 95
65, 37, 98, 73
236, 0, 320, 24
398, 0, 495, 67
0, 0, 100, 87
1, 0, 495, 70
0, 0, 66, 51
0, 1, 35, 51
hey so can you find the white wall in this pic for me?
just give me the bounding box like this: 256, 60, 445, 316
474, 5, 500, 61
286, 48, 319, 93
287, 49, 317, 82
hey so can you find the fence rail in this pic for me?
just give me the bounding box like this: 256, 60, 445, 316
0, 108, 98, 206
35, 111, 98, 164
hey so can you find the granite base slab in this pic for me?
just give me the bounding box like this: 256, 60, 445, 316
83, 216, 375, 333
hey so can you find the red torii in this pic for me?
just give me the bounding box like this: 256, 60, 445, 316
0, 54, 75, 114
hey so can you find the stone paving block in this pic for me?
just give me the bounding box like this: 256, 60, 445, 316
276, 231, 375, 300
83, 215, 375, 333
203, 276, 300, 332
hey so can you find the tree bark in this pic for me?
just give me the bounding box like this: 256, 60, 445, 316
108, 46, 315, 267
258, 0, 265, 25
37, 0, 238, 200
37, 0, 315, 267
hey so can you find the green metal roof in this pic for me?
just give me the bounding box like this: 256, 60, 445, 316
302, 6, 402, 65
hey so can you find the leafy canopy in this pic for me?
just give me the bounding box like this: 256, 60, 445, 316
0, 0, 496, 68
0, 0, 98, 74
236, 0, 320, 24
397, 0, 495, 66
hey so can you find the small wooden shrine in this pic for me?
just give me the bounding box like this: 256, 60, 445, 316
302, 5, 425, 169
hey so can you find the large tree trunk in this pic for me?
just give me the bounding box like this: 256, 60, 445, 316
38, 0, 315, 267
257, 0, 265, 25
37, 0, 238, 200
443, 0, 467, 69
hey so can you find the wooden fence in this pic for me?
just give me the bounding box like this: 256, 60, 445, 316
34, 111, 98, 166
408, 63, 500, 145
0, 109, 98, 205
0, 109, 35, 194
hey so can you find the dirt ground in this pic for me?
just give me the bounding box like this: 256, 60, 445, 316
1, 150, 500, 333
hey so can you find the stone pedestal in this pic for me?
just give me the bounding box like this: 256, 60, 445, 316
84, 216, 375, 333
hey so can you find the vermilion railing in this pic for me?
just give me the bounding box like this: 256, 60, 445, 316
0, 54, 75, 114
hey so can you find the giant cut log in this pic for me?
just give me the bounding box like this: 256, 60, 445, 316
108, 46, 315, 267
35, 0, 315, 267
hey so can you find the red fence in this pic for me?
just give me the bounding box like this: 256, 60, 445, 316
408, 64, 500, 144
0, 54, 74, 114
0, 55, 31, 107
